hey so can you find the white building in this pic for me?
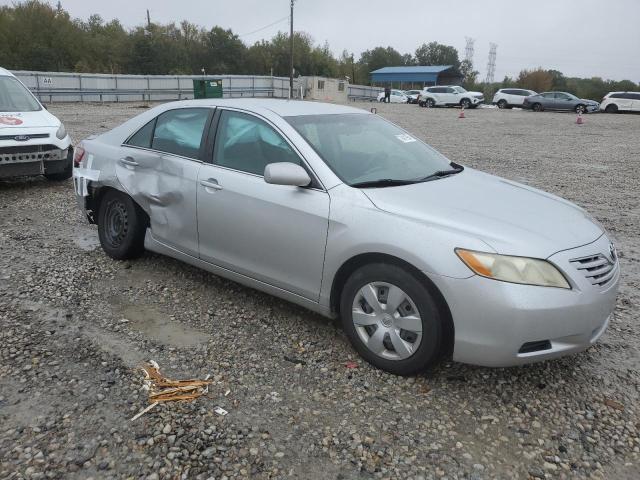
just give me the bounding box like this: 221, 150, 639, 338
301, 76, 348, 102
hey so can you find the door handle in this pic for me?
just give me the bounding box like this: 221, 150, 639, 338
200, 178, 223, 191
119, 157, 138, 167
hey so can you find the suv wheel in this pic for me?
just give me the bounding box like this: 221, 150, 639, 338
97, 190, 147, 260
497, 99, 507, 109
340, 263, 442, 375
460, 98, 471, 109
426, 98, 435, 108
605, 104, 618, 113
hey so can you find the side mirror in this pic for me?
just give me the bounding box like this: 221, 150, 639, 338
264, 162, 311, 187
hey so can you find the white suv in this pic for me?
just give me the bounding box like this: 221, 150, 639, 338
418, 86, 484, 109
600, 91, 640, 113
0, 67, 73, 180
492, 88, 537, 109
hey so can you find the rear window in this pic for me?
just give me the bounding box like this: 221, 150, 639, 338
0, 76, 41, 112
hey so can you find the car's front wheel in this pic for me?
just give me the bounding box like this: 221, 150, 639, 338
426, 98, 435, 108
575, 104, 586, 114
460, 98, 471, 109
97, 190, 147, 260
497, 99, 507, 109
532, 103, 543, 112
340, 263, 442, 375
605, 104, 618, 113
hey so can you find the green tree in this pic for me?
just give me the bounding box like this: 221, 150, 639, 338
414, 42, 461, 71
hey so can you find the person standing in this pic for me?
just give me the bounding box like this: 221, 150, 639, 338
384, 85, 391, 103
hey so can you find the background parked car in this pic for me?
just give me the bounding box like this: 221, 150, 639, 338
376, 89, 408, 103
523, 92, 599, 113
404, 90, 422, 104
418, 86, 484, 109
600, 92, 640, 113
0, 67, 73, 180
492, 88, 537, 109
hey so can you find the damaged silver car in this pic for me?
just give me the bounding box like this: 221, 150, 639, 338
74, 99, 619, 375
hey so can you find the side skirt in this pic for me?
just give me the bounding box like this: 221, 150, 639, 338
144, 230, 334, 318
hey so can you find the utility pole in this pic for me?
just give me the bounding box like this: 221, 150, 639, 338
146, 9, 151, 28
289, 0, 295, 99
484, 43, 497, 83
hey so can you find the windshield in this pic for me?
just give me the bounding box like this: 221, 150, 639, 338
454, 86, 467, 93
285, 113, 453, 186
0, 76, 42, 112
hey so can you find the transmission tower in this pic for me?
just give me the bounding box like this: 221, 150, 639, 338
485, 43, 497, 83
464, 37, 475, 64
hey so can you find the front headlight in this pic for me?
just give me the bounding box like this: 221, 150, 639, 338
455, 249, 570, 289
56, 123, 67, 140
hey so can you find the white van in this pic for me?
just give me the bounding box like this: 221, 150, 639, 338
0, 67, 72, 180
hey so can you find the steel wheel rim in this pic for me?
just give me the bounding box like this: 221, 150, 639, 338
498, 101, 506, 109
105, 200, 129, 248
351, 282, 423, 361
462, 100, 470, 108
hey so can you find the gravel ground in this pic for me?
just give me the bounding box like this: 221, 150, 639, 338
1, 101, 639, 480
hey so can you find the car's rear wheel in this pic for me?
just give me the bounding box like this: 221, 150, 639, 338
97, 190, 147, 260
340, 263, 442, 375
605, 104, 618, 113
575, 104, 586, 114
426, 98, 435, 108
532, 103, 543, 112
497, 99, 507, 109
460, 98, 471, 109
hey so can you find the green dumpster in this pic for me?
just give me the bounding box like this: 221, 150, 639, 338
193, 79, 223, 99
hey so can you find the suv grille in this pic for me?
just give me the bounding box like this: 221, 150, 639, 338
570, 254, 617, 287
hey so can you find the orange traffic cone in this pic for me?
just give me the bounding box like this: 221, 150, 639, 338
459, 107, 465, 119
576, 111, 584, 125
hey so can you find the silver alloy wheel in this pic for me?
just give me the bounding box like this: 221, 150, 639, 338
351, 282, 423, 360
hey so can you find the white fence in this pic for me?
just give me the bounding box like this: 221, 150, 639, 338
10, 70, 382, 103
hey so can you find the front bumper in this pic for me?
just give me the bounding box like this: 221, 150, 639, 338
0, 144, 70, 178
430, 234, 619, 367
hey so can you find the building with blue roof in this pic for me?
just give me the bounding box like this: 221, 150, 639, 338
370, 66, 462, 88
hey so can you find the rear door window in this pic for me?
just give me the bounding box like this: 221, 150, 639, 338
151, 108, 210, 160
126, 119, 155, 148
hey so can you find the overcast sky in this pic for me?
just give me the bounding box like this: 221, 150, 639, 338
13, 0, 640, 81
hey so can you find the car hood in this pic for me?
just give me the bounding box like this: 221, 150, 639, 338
582, 99, 599, 105
361, 168, 603, 259
0, 110, 60, 129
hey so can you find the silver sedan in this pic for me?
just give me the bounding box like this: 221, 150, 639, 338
73, 99, 619, 375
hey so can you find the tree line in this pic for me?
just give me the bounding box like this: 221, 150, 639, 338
0, 1, 637, 101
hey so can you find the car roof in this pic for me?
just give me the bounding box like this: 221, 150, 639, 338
0, 67, 15, 77
158, 98, 367, 117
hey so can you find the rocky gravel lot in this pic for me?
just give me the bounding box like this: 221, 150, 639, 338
1, 101, 639, 480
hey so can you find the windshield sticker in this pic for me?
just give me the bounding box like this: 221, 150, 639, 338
395, 133, 416, 143
0, 116, 23, 126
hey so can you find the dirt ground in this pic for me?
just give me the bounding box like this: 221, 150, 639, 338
1, 101, 638, 480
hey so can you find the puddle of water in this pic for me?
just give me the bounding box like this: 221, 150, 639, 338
74, 226, 100, 251
120, 304, 210, 347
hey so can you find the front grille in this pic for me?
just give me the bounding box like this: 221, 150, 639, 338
570, 254, 617, 287
0, 144, 65, 163
0, 133, 50, 141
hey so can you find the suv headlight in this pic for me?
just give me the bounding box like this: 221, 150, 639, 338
455, 249, 570, 289
56, 123, 67, 140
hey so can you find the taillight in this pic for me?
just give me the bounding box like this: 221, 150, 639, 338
73, 145, 85, 168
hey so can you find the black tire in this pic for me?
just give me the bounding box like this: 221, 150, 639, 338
44, 148, 73, 181
97, 190, 147, 260
532, 103, 543, 112
575, 104, 586, 114
497, 100, 507, 109
426, 98, 435, 108
340, 263, 443, 376
460, 98, 471, 109
418, 101, 425, 107
605, 104, 618, 113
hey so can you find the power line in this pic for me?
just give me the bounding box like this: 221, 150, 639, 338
239, 15, 290, 38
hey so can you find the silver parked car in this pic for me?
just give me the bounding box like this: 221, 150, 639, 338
523, 91, 600, 113
74, 99, 619, 375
